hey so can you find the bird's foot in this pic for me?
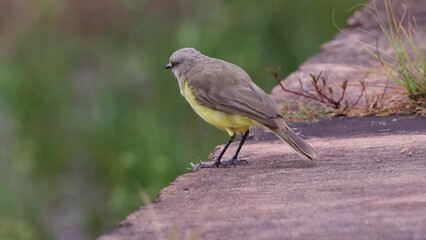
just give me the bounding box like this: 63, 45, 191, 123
224, 158, 248, 166
190, 161, 218, 171
190, 158, 248, 171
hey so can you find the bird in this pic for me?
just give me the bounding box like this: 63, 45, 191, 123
165, 48, 317, 170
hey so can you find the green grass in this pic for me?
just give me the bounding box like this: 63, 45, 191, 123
365, 0, 426, 106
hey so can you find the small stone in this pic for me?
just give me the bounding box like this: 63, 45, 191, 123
400, 147, 408, 154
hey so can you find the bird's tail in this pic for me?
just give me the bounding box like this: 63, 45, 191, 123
271, 120, 317, 161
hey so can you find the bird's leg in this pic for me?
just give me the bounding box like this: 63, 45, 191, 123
192, 134, 236, 170
213, 133, 236, 166
227, 130, 249, 165
231, 130, 249, 160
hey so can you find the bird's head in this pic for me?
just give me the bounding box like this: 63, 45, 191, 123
165, 48, 202, 79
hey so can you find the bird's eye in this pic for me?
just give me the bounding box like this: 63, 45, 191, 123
171, 61, 178, 67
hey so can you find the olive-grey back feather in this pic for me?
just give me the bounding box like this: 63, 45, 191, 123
186, 57, 282, 128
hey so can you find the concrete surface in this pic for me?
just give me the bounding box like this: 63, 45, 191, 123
99, 115, 426, 240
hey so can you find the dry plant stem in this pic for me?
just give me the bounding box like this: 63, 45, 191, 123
272, 71, 365, 114
353, 81, 366, 108
374, 37, 392, 105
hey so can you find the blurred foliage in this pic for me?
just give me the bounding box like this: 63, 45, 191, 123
0, 0, 365, 239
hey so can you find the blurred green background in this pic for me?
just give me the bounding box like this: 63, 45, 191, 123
0, 0, 365, 239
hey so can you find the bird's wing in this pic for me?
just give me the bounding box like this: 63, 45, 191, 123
187, 59, 282, 128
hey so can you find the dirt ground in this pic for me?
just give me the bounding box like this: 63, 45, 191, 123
99, 115, 426, 240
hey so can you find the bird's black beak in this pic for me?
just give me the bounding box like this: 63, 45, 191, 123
165, 63, 172, 69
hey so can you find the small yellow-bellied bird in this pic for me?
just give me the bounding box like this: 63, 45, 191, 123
165, 48, 317, 170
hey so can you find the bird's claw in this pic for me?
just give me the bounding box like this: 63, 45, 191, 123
190, 159, 248, 171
